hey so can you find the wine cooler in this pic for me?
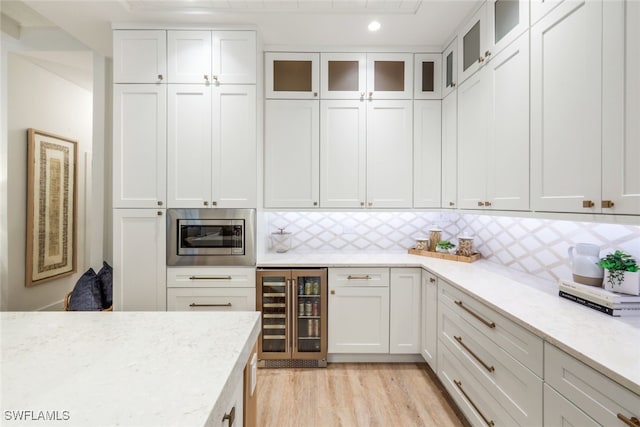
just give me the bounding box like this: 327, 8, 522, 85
256, 268, 327, 368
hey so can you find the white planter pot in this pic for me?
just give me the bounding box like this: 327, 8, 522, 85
603, 270, 640, 295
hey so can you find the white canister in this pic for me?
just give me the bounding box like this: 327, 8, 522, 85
458, 236, 474, 257
270, 228, 292, 253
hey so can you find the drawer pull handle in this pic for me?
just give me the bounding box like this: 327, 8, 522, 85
455, 300, 496, 329
347, 275, 372, 280
618, 414, 640, 427
454, 379, 495, 427
188, 276, 232, 280
454, 335, 495, 373
189, 303, 232, 307
222, 406, 236, 426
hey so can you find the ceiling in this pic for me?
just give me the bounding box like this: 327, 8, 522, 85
3, 0, 481, 57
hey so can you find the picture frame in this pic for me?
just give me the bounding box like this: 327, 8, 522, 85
26, 129, 78, 287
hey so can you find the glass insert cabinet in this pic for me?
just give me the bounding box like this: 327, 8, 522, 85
256, 268, 328, 367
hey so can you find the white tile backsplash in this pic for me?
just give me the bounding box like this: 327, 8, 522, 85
264, 211, 640, 283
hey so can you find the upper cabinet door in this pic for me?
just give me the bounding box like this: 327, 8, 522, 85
113, 84, 167, 208
414, 54, 442, 99
366, 53, 413, 99
167, 31, 212, 84
531, 0, 565, 25
488, 0, 530, 56
113, 30, 166, 83
265, 52, 319, 99
413, 100, 442, 208
602, 0, 640, 215
531, 0, 602, 213
457, 4, 489, 84
320, 52, 366, 99
212, 31, 257, 84
442, 39, 458, 98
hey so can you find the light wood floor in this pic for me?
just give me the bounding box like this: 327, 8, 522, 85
257, 363, 467, 427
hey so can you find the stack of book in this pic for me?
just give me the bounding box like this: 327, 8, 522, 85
558, 280, 640, 317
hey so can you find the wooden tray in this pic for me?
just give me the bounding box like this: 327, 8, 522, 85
408, 248, 481, 263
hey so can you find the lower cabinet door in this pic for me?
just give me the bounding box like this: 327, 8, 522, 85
167, 288, 255, 311
328, 285, 390, 353
544, 384, 599, 427
218, 376, 244, 427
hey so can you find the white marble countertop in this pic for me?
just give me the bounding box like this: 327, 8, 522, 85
1, 311, 261, 427
259, 252, 640, 395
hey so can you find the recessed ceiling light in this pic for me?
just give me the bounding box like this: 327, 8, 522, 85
368, 21, 381, 32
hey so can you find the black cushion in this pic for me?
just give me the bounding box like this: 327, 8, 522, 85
97, 261, 113, 308
68, 268, 103, 311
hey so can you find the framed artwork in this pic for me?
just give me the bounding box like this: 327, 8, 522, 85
26, 129, 78, 286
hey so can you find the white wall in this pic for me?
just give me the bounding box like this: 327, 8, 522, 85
5, 52, 93, 310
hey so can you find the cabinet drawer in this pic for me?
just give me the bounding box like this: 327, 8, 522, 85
329, 268, 389, 287
545, 343, 640, 426
439, 303, 543, 426
167, 288, 256, 311
167, 267, 256, 288
544, 383, 599, 427
439, 280, 543, 376
438, 343, 520, 427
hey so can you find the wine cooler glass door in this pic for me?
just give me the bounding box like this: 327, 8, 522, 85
259, 273, 290, 358
293, 270, 327, 359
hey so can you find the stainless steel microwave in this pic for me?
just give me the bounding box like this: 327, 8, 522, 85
167, 209, 256, 266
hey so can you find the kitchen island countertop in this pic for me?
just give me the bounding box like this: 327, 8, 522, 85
259, 252, 640, 396
1, 311, 261, 426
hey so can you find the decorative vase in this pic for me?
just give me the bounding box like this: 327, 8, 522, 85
603, 270, 640, 295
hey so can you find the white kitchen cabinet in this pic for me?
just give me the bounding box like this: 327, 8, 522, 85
602, 0, 640, 215
265, 52, 319, 99
366, 53, 413, 100
320, 99, 413, 209
167, 85, 256, 208
320, 100, 366, 208
441, 92, 457, 209
531, 0, 565, 26
215, 375, 244, 427
458, 0, 529, 85
366, 100, 413, 208
167, 30, 256, 84
320, 52, 366, 99
543, 384, 600, 427
113, 209, 166, 311
442, 39, 458, 98
390, 268, 421, 354
458, 32, 529, 211
544, 343, 640, 426
531, 0, 603, 213
113, 84, 167, 209
413, 100, 442, 208
328, 268, 390, 354
113, 30, 166, 83
413, 53, 442, 99
421, 271, 438, 370
167, 288, 255, 311
438, 279, 543, 426
264, 99, 320, 208
167, 267, 256, 288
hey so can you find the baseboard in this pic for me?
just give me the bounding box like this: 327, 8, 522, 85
327, 353, 424, 363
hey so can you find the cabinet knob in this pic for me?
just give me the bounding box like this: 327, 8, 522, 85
485, 201, 492, 207
213, 75, 218, 81
477, 201, 485, 207
330, 290, 335, 295
204, 201, 209, 206
429, 277, 436, 283
157, 74, 163, 81
313, 201, 318, 206
157, 211, 163, 216
211, 201, 217, 206
368, 92, 373, 98
313, 92, 318, 97
582, 200, 595, 208
478, 56, 485, 63
602, 200, 615, 208
222, 406, 235, 426
157, 201, 163, 206
485, 50, 492, 58
451, 82, 456, 87
368, 202, 373, 207
204, 74, 209, 81
360, 201, 365, 207
449, 201, 455, 207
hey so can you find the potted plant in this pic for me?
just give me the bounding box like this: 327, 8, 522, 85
597, 250, 640, 295
436, 240, 457, 255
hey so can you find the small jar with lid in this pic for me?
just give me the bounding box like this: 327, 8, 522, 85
270, 228, 291, 253
458, 235, 475, 257
428, 228, 442, 252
